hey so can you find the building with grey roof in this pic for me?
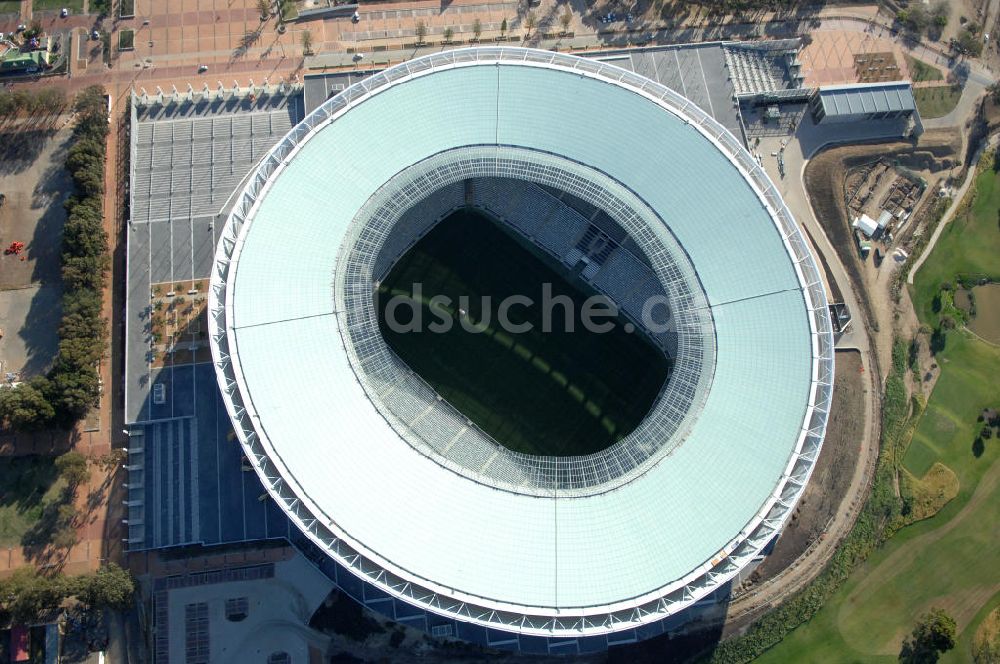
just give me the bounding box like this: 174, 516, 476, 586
809, 81, 919, 125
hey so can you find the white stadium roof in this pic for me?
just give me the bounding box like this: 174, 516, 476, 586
209, 48, 834, 638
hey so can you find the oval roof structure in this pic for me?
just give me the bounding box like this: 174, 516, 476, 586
209, 48, 834, 638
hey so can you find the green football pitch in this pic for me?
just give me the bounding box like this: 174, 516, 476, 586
377, 208, 671, 457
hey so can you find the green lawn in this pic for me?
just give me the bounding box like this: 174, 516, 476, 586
910, 167, 1000, 324
905, 54, 944, 82
32, 0, 84, 10
0, 1, 20, 13
903, 333, 999, 477
756, 161, 1000, 663
118, 28, 134, 50
378, 209, 670, 457
914, 85, 963, 119
0, 456, 65, 547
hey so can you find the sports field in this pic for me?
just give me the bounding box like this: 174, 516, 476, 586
377, 208, 671, 457
758, 159, 1000, 664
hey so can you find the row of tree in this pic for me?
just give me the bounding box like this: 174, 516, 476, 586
0, 89, 68, 119
0, 86, 111, 431
0, 564, 134, 624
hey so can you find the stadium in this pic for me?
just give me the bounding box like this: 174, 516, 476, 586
208, 47, 834, 650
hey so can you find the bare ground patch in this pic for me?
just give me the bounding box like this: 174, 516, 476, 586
0, 285, 61, 377
0, 125, 73, 379
0, 126, 73, 289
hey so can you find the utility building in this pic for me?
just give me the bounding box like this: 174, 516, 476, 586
810, 81, 918, 125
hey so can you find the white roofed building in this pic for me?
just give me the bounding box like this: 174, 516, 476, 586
207, 48, 834, 652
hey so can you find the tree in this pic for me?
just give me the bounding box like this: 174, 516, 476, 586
0, 565, 134, 623
956, 29, 984, 57
990, 81, 1000, 104
36, 88, 67, 115
500, 18, 507, 38
52, 503, 79, 550
560, 8, 572, 34
0, 568, 71, 623
931, 1, 949, 28
900, 608, 957, 663
301, 30, 313, 55
524, 11, 537, 38
78, 564, 135, 610
62, 254, 110, 292
415, 20, 427, 44
97, 448, 127, 471
0, 378, 55, 430
901, 5, 930, 34
55, 451, 91, 488
258, 0, 270, 20
443, 26, 453, 43
23, 20, 42, 40
472, 18, 482, 41
73, 86, 108, 118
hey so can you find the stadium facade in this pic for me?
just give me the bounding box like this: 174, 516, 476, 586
208, 48, 834, 649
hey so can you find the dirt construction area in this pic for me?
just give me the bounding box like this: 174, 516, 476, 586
803, 129, 961, 369
0, 125, 72, 379
746, 349, 867, 586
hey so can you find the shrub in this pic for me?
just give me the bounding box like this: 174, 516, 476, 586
0, 377, 55, 430
55, 451, 91, 487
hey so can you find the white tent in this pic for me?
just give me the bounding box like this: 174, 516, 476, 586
853, 213, 878, 237
876, 210, 893, 229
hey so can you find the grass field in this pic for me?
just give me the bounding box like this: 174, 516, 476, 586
913, 85, 963, 119
0, 456, 64, 547
911, 166, 1000, 323
756, 162, 1000, 663
32, 0, 84, 10
378, 209, 670, 457
118, 29, 135, 50
0, 0, 83, 12
905, 54, 944, 82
